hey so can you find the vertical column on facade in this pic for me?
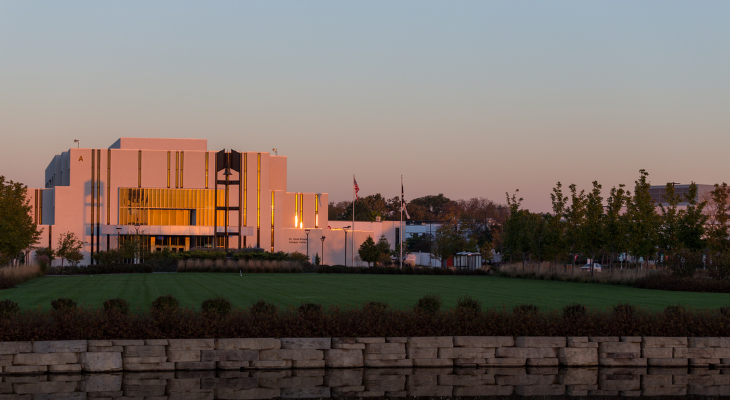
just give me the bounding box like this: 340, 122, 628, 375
91, 149, 95, 263
138, 150, 142, 188
257, 153, 261, 248
238, 153, 243, 249
271, 192, 275, 252
243, 153, 247, 248
180, 151, 184, 189
97, 149, 101, 254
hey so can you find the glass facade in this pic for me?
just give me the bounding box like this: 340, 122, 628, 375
119, 188, 226, 226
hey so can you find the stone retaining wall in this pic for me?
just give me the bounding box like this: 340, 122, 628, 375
1, 337, 729, 374
2, 368, 730, 397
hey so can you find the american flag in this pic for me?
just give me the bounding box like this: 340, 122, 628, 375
353, 176, 359, 201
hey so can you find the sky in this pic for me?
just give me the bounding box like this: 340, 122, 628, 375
1, 1, 728, 212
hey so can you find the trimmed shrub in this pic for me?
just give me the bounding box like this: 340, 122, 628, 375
563, 303, 587, 319
415, 294, 442, 315
513, 304, 539, 315
51, 298, 77, 312
0, 300, 19, 316
720, 306, 730, 318
298, 302, 323, 315
3, 302, 730, 340
613, 303, 636, 318
202, 298, 232, 317
151, 295, 179, 313
664, 304, 685, 316
103, 299, 130, 315
363, 301, 389, 313
456, 295, 481, 312
250, 300, 277, 316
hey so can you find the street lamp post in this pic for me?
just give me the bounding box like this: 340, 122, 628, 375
343, 226, 351, 267
304, 229, 311, 263
320, 236, 326, 265
116, 227, 121, 264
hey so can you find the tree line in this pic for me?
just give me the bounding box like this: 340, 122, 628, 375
502, 169, 730, 279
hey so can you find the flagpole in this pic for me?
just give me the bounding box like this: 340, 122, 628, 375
352, 175, 355, 268
400, 175, 403, 269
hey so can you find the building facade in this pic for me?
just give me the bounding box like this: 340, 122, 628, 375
28, 138, 381, 266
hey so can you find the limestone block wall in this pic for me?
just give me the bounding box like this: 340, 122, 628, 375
1, 337, 729, 374
2, 367, 730, 397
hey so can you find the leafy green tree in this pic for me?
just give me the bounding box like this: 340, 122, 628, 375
706, 183, 730, 254
604, 184, 629, 268
564, 184, 586, 271
529, 213, 548, 264
408, 194, 454, 221
358, 236, 380, 267
658, 182, 682, 258
0, 176, 41, 265
676, 182, 708, 252
503, 191, 533, 268
580, 181, 604, 276
376, 235, 391, 256
56, 232, 84, 267
543, 182, 568, 268
433, 217, 469, 264
625, 169, 659, 269
405, 233, 432, 253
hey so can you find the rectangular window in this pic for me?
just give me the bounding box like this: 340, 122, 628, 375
118, 188, 223, 226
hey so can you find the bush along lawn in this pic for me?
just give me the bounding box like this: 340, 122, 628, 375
1, 295, 730, 341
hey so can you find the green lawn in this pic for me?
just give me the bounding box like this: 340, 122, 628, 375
0, 273, 727, 311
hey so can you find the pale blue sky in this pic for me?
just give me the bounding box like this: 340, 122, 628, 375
1, 2, 728, 211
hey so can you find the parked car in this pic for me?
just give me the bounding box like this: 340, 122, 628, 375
580, 263, 602, 272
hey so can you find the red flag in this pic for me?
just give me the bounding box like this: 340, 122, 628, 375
353, 177, 360, 201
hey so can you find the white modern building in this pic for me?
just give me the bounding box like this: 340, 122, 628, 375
26, 138, 383, 266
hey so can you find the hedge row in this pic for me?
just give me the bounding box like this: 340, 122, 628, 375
634, 275, 730, 293
1, 296, 729, 340
47, 264, 152, 275
317, 265, 487, 275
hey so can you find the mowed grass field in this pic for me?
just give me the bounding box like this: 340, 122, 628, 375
0, 273, 727, 312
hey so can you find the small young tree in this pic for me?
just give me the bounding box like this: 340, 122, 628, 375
707, 183, 730, 255
658, 182, 683, 259
56, 232, 84, 267
604, 184, 629, 269
0, 176, 41, 265
358, 236, 379, 267
564, 184, 586, 272
676, 182, 708, 252
34, 246, 55, 273
580, 181, 604, 276
625, 170, 659, 269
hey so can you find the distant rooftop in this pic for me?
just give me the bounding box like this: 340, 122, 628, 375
649, 183, 714, 206
109, 138, 207, 152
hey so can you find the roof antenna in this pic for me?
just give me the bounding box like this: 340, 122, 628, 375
74, 139, 80, 148
272, 148, 277, 155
